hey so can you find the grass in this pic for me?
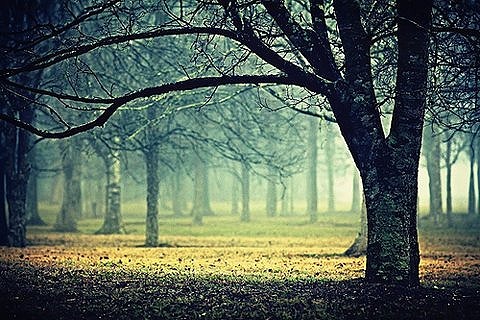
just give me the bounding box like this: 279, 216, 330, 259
1, 201, 480, 319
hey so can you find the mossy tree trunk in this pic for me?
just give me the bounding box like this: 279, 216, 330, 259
3, 108, 32, 246
330, 0, 431, 286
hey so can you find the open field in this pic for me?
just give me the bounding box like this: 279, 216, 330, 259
1, 205, 480, 319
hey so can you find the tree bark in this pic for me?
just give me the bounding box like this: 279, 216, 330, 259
331, 0, 431, 286
306, 116, 318, 223
240, 162, 250, 222
96, 138, 123, 234
144, 148, 159, 247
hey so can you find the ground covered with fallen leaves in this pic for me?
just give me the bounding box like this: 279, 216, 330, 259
1, 212, 480, 319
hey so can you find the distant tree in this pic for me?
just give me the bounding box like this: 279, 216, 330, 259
324, 122, 336, 213
350, 168, 361, 214
54, 139, 80, 232
422, 126, 443, 223
26, 147, 46, 226
306, 116, 319, 223
467, 134, 476, 216
266, 168, 278, 217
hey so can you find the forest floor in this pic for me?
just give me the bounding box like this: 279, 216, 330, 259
1, 210, 480, 319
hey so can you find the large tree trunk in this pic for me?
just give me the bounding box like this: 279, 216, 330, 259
423, 128, 442, 223
144, 148, 159, 247
96, 140, 123, 234
191, 157, 213, 225
54, 141, 79, 232
325, 123, 335, 212
306, 116, 318, 223
240, 162, 250, 222
3, 111, 31, 246
331, 0, 431, 286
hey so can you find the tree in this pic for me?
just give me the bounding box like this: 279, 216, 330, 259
0, 0, 441, 286
306, 116, 319, 223
91, 136, 124, 235
324, 122, 335, 213
422, 126, 443, 223
54, 140, 80, 232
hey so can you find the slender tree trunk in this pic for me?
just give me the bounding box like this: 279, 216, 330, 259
281, 182, 289, 216
231, 173, 239, 215
289, 176, 294, 214
468, 141, 476, 216
306, 117, 318, 222
240, 162, 250, 222
350, 168, 361, 213
96, 140, 123, 234
445, 137, 453, 226
192, 157, 213, 225
477, 136, 480, 216
54, 141, 79, 232
423, 128, 442, 223
266, 175, 277, 217
144, 148, 159, 247
345, 195, 367, 256
325, 123, 335, 212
